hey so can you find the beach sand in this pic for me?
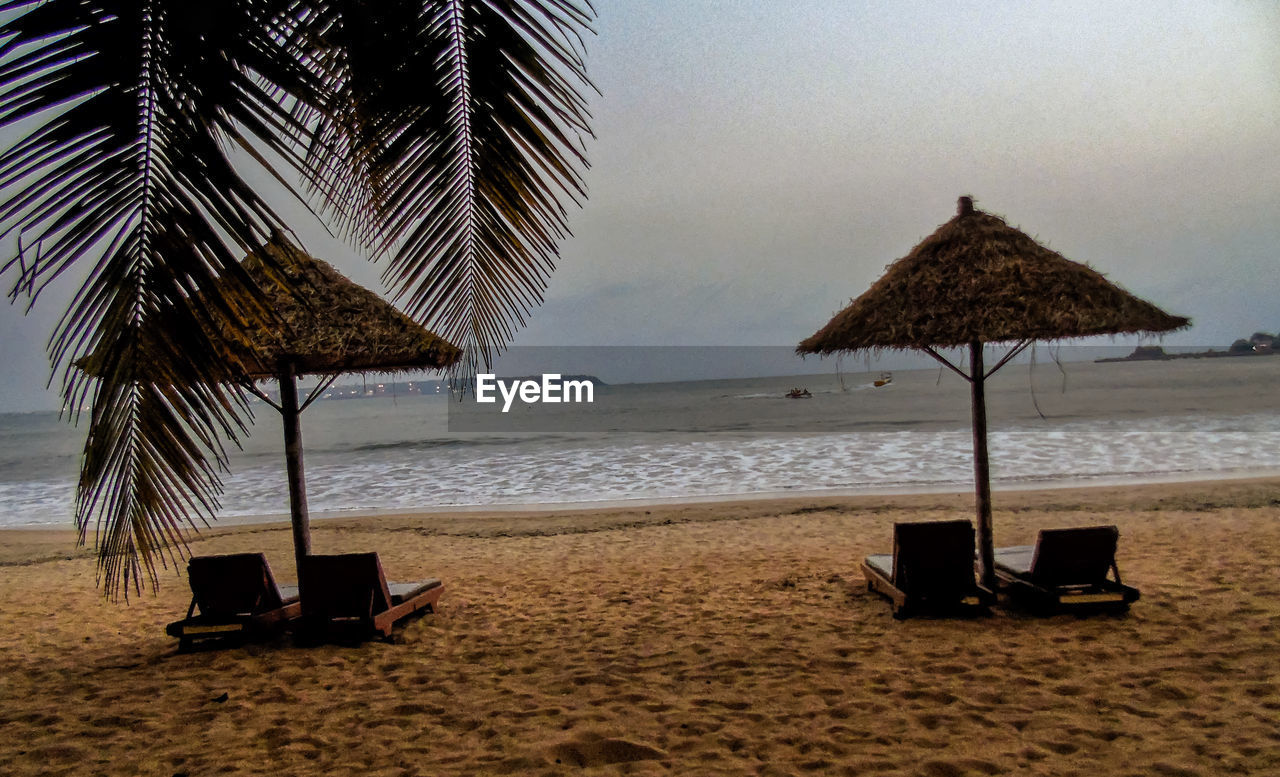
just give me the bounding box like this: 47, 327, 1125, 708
1, 478, 1278, 776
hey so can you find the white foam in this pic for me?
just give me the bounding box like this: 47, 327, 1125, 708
207, 411, 1280, 518
5, 411, 1280, 528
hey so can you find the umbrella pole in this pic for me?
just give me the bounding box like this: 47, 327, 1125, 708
969, 341, 996, 590
279, 365, 312, 586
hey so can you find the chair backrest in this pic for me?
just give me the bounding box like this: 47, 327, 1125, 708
301, 553, 394, 619
892, 520, 977, 596
188, 553, 285, 617
1029, 526, 1119, 586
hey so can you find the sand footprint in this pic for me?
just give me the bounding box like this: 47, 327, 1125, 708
918, 758, 1003, 777
1037, 740, 1079, 755
549, 732, 667, 767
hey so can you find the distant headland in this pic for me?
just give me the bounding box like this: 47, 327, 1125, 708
1097, 332, 1276, 362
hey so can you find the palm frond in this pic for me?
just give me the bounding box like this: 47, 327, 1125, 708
0, 0, 337, 598
315, 0, 596, 372
0, 0, 597, 599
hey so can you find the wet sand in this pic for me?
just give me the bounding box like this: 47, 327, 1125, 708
1, 477, 1278, 776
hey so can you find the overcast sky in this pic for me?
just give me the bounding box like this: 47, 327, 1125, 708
2, 1, 1277, 411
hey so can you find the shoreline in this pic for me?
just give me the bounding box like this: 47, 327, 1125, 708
6, 466, 1279, 532
5, 473, 1278, 550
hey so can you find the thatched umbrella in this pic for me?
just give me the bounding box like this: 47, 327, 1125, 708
798, 196, 1188, 589
80, 236, 461, 587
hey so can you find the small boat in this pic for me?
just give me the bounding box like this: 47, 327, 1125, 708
873, 372, 893, 387
786, 387, 812, 399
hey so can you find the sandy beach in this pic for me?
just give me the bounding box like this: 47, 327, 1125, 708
1, 477, 1278, 776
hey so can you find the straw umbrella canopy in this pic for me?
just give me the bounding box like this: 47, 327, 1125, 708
79, 236, 461, 585
798, 196, 1188, 589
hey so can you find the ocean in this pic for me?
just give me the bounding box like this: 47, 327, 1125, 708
2, 356, 1278, 529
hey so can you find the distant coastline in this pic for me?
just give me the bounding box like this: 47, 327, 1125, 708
1097, 333, 1276, 363
1096, 346, 1274, 363
255, 375, 609, 404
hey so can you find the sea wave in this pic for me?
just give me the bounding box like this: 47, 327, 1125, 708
5, 358, 1279, 527
8, 413, 1277, 527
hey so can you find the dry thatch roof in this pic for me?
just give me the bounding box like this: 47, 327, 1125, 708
82, 237, 461, 381
215, 238, 461, 378
798, 197, 1189, 355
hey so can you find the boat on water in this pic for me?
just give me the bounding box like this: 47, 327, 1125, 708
786, 387, 812, 399
873, 372, 893, 387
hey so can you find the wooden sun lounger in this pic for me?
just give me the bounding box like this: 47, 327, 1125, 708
860, 519, 993, 619
299, 552, 443, 641
993, 525, 1140, 613
165, 553, 302, 651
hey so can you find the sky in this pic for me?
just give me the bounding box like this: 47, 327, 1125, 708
1, 0, 1278, 411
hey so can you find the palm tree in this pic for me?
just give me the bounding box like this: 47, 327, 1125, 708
0, 0, 595, 598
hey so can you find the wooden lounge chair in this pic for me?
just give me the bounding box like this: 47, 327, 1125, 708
861, 519, 992, 619
165, 553, 301, 651
299, 552, 443, 641
993, 525, 1140, 613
